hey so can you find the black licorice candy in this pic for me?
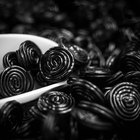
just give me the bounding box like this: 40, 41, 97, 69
39, 46, 75, 83
0, 65, 34, 97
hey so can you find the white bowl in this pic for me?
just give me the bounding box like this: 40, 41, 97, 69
0, 34, 67, 108
0, 34, 58, 72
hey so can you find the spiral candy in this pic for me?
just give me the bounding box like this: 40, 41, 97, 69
16, 40, 42, 70
72, 100, 119, 131
39, 46, 75, 82
60, 38, 89, 67
107, 82, 140, 121
69, 78, 105, 104
3, 51, 19, 68
0, 101, 23, 134
37, 91, 75, 114
0, 65, 34, 97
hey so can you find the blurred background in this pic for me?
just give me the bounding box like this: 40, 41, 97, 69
0, 0, 140, 53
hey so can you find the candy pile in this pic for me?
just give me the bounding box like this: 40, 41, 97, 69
0, 36, 140, 140
1, 0, 140, 140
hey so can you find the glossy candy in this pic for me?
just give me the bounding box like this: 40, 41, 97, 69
60, 37, 89, 68
16, 40, 42, 71
106, 82, 140, 121
35, 91, 75, 140
0, 101, 23, 136
3, 51, 19, 68
39, 46, 75, 83
72, 100, 119, 131
0, 65, 34, 97
37, 91, 75, 114
79, 66, 111, 89
69, 78, 105, 104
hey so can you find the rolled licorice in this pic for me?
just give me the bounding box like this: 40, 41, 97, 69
39, 46, 75, 83
16, 40, 42, 71
0, 100, 23, 137
3, 51, 19, 68
60, 37, 89, 67
79, 66, 111, 89
36, 91, 75, 140
0, 65, 34, 97
69, 77, 105, 104
37, 91, 74, 114
71, 100, 119, 139
106, 82, 140, 121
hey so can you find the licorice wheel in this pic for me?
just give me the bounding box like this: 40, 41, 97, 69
106, 82, 140, 121
60, 37, 89, 67
80, 66, 111, 79
39, 46, 75, 83
0, 65, 34, 97
0, 101, 23, 133
119, 51, 140, 73
68, 44, 89, 66
36, 91, 75, 140
37, 91, 75, 114
69, 78, 105, 104
16, 40, 42, 71
3, 51, 19, 68
79, 66, 111, 89
72, 100, 119, 131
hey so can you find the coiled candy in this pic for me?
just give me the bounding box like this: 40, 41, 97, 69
3, 51, 19, 68
39, 46, 75, 83
37, 91, 75, 114
106, 82, 140, 121
16, 40, 42, 71
0, 65, 34, 97
0, 101, 23, 136
60, 37, 89, 67
72, 100, 119, 131
79, 66, 111, 89
69, 78, 105, 104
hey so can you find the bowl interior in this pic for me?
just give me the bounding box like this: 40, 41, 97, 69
0, 34, 58, 72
